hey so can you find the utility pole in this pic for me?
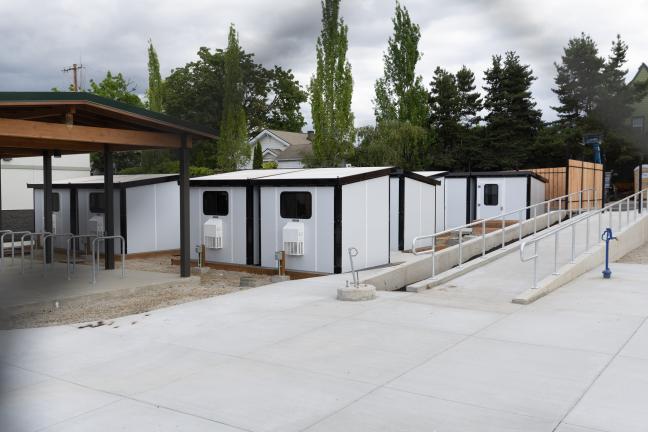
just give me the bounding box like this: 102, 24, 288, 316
62, 63, 84, 91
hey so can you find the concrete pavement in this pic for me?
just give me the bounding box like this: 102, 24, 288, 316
1, 259, 648, 431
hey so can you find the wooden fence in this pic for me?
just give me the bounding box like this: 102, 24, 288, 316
528, 160, 603, 210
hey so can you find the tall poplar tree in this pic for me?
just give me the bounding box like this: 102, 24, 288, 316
146, 40, 164, 111
142, 40, 171, 172
374, 1, 428, 126
308, 0, 354, 167
218, 24, 250, 171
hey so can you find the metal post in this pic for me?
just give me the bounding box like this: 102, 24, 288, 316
43, 151, 53, 264
626, 197, 630, 226
553, 232, 559, 275
558, 197, 562, 224
103, 146, 115, 270
458, 230, 463, 267
501, 215, 505, 249
179, 135, 191, 277
519, 210, 523, 241
481, 220, 486, 257
533, 205, 537, 233
570, 223, 576, 263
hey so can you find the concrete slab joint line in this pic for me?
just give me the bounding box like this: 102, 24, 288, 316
514, 213, 648, 305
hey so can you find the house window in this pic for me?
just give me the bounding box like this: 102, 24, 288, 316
89, 192, 105, 213
484, 184, 499, 206
203, 191, 229, 216
632, 116, 645, 130
280, 192, 312, 219
51, 193, 60, 212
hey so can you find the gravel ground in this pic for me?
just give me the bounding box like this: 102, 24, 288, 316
0, 255, 272, 329
618, 241, 648, 264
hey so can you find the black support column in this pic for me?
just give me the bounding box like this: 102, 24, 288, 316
43, 151, 53, 263
104, 145, 115, 270
179, 135, 190, 277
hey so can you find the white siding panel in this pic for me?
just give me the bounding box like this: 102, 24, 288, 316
342, 177, 389, 272
445, 178, 467, 229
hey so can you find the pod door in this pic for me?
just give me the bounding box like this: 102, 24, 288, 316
476, 179, 504, 220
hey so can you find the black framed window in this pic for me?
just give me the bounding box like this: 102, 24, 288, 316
203, 191, 229, 216
483, 184, 499, 206
51, 193, 60, 212
280, 192, 312, 219
89, 192, 105, 213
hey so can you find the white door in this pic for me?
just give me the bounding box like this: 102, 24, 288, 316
477, 179, 505, 219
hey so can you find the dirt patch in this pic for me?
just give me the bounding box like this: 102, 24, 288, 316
0, 255, 272, 329
618, 241, 648, 265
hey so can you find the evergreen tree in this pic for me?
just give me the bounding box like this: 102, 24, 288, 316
308, 0, 355, 167
483, 52, 541, 169
552, 33, 605, 123
374, 1, 428, 126
252, 141, 263, 169
428, 67, 460, 168
455, 66, 483, 170
218, 24, 250, 171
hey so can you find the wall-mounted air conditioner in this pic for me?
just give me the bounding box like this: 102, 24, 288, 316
203, 218, 223, 249
283, 221, 304, 256
88, 215, 104, 236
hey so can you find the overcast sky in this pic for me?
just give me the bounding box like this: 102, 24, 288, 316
1, 0, 646, 130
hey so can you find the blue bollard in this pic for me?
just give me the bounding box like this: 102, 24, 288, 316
601, 228, 617, 279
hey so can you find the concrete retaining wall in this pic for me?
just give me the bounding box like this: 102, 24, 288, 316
513, 213, 648, 304
363, 211, 566, 291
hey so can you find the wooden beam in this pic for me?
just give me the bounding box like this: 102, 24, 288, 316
0, 117, 184, 150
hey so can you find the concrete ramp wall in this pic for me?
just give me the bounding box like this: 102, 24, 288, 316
363, 211, 565, 291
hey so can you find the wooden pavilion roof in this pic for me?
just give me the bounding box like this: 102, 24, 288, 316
0, 92, 218, 158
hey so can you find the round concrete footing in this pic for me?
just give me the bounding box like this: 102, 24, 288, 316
337, 284, 376, 301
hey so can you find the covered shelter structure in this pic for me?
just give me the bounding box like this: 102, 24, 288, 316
0, 92, 217, 276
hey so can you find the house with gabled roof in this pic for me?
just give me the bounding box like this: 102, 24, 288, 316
244, 129, 313, 169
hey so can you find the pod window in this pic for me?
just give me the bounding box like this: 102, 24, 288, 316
203, 191, 229, 216
89, 192, 105, 213
483, 184, 499, 206
280, 192, 312, 219
51, 193, 60, 212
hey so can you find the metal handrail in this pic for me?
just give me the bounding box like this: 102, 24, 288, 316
20, 232, 50, 274
520, 189, 646, 289
411, 188, 595, 279
91, 235, 125, 284
66, 234, 99, 279
1, 230, 32, 270
42, 233, 74, 274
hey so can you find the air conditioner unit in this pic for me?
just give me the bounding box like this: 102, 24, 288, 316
88, 215, 104, 236
283, 221, 304, 256
203, 218, 223, 249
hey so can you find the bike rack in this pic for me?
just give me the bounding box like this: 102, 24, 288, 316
66, 234, 99, 280
20, 232, 50, 274
347, 247, 359, 287
1, 230, 32, 270
42, 233, 74, 274
91, 235, 126, 284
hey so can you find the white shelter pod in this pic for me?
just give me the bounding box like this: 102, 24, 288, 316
30, 174, 179, 254
440, 171, 548, 229
256, 167, 392, 274
388, 170, 441, 251
189, 169, 299, 266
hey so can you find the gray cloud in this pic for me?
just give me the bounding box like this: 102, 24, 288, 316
1, 0, 646, 129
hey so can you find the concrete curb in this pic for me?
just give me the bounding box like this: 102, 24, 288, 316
513, 214, 648, 305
